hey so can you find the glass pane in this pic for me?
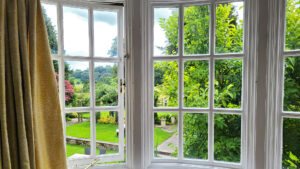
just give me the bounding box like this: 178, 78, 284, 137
214, 114, 241, 162
53, 60, 59, 89
154, 112, 178, 158
42, 4, 58, 54
94, 10, 118, 57
285, 0, 300, 51
154, 8, 179, 56
65, 61, 90, 107
184, 60, 209, 108
154, 61, 178, 107
63, 6, 89, 56
215, 2, 244, 54
282, 118, 300, 169
66, 112, 90, 157
184, 5, 210, 55
96, 111, 119, 155
183, 113, 208, 159
214, 59, 242, 109
95, 62, 118, 106
284, 56, 300, 112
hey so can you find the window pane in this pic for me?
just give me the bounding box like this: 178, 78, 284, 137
154, 61, 178, 107
154, 112, 178, 158
96, 111, 119, 155
214, 59, 242, 109
94, 10, 118, 57
65, 61, 90, 107
53, 60, 59, 89
63, 7, 89, 56
184, 60, 209, 108
184, 5, 210, 55
282, 118, 300, 169
42, 4, 58, 54
284, 56, 300, 112
215, 2, 244, 54
214, 114, 241, 162
183, 113, 208, 159
154, 8, 179, 56
66, 112, 90, 157
285, 0, 300, 51
95, 62, 118, 106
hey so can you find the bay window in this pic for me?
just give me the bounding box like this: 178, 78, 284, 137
42, 1, 125, 168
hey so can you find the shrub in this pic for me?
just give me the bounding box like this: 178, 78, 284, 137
66, 113, 78, 118
97, 115, 116, 125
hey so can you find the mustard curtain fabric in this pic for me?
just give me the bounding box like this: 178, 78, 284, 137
0, 0, 67, 169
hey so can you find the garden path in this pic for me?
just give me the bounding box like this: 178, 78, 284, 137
157, 132, 178, 155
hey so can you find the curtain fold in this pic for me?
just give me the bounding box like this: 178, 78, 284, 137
0, 0, 67, 168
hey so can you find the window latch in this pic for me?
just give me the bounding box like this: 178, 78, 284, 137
120, 79, 126, 93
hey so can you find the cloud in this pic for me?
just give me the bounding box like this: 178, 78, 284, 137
94, 11, 117, 26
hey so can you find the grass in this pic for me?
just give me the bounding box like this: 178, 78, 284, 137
154, 127, 175, 147
66, 122, 119, 143
66, 144, 118, 157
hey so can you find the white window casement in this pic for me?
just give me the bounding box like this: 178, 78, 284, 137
41, 0, 125, 168
142, 0, 257, 168
266, 0, 300, 169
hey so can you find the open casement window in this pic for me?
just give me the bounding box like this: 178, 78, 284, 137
42, 1, 125, 168
148, 0, 248, 168
278, 0, 300, 168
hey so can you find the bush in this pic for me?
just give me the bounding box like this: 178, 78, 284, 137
97, 115, 116, 125
66, 113, 78, 118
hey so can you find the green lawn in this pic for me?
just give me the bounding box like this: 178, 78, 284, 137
66, 144, 117, 157
66, 122, 119, 143
154, 127, 175, 147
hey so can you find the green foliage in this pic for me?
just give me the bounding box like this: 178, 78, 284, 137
184, 6, 210, 54
183, 113, 208, 159
215, 4, 243, 53
214, 114, 241, 162
285, 0, 300, 50
284, 56, 300, 111
158, 10, 179, 55
42, 6, 58, 54
154, 61, 178, 107
282, 118, 300, 168
98, 115, 117, 125
158, 3, 243, 161
184, 60, 209, 107
214, 59, 242, 109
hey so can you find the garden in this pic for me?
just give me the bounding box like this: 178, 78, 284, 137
43, 0, 300, 167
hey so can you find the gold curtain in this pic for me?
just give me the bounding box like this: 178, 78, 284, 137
0, 0, 67, 168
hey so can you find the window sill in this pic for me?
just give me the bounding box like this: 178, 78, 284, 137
90, 164, 127, 169
147, 163, 234, 169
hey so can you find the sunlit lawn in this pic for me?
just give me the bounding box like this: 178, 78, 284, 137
154, 127, 175, 147
66, 144, 118, 157
66, 122, 119, 143
67, 120, 175, 147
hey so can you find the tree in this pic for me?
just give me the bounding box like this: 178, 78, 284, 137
42, 6, 58, 54
157, 4, 243, 161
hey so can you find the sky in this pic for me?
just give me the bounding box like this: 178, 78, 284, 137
43, 3, 118, 70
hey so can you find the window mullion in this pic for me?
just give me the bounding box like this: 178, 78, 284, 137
208, 0, 216, 162
88, 7, 97, 158
178, 5, 184, 161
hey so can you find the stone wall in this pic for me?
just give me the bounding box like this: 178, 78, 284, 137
66, 137, 119, 151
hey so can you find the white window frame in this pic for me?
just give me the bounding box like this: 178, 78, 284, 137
141, 0, 258, 168
41, 0, 126, 167
266, 0, 300, 168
